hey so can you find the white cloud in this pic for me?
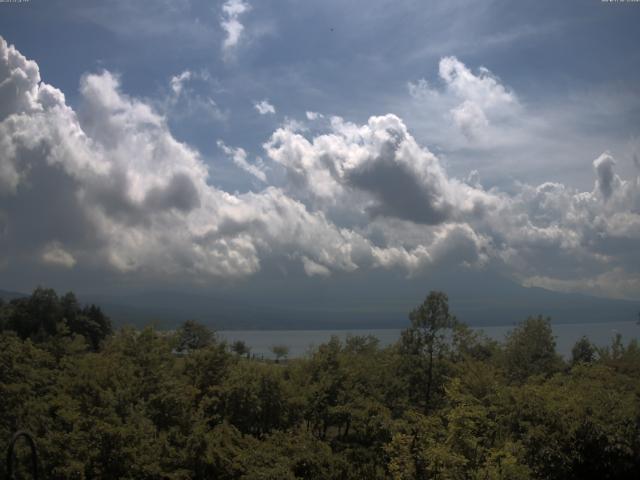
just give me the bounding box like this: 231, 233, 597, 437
406, 56, 520, 145
218, 140, 267, 182
407, 79, 438, 101
265, 110, 640, 298
170, 70, 192, 96
0, 36, 374, 281
1, 36, 639, 299
450, 100, 489, 140
0, 37, 50, 194
439, 57, 519, 141
305, 111, 323, 120
522, 268, 640, 301
254, 99, 276, 115
302, 256, 331, 277
280, 117, 307, 132
438, 57, 517, 111
593, 152, 618, 200
221, 0, 251, 57
165, 69, 225, 124
0, 37, 43, 120
477, 161, 640, 298
42, 242, 76, 268
264, 113, 496, 224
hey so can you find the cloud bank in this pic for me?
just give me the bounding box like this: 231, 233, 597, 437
1, 37, 639, 299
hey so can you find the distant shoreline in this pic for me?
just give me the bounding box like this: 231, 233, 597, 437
217, 321, 640, 359
215, 319, 639, 332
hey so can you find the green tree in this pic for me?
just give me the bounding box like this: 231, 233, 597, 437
3, 286, 640, 479
512, 365, 640, 479
240, 429, 338, 480
1, 289, 111, 350
386, 410, 466, 479
72, 304, 112, 351
219, 362, 292, 436
571, 336, 596, 365
303, 336, 345, 439
400, 291, 457, 410
6, 287, 61, 340
175, 319, 214, 352
597, 334, 640, 378
231, 339, 251, 357
503, 316, 563, 383
183, 421, 249, 479
271, 344, 290, 362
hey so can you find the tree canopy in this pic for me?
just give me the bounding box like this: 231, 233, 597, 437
1, 288, 639, 479
1, 288, 112, 350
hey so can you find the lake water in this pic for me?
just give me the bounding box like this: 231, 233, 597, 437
219, 321, 640, 359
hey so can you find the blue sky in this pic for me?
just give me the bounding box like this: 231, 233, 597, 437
1, 0, 640, 307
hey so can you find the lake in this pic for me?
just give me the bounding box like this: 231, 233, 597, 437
219, 321, 640, 359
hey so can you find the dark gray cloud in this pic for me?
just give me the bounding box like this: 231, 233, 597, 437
145, 173, 201, 213
348, 158, 452, 225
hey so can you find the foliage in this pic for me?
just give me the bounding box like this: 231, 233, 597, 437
231, 340, 251, 357
503, 315, 563, 383
571, 336, 597, 365
175, 319, 215, 352
1, 288, 639, 478
0, 288, 111, 351
399, 291, 457, 411
271, 344, 290, 362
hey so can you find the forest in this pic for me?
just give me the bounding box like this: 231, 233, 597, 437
1, 287, 639, 479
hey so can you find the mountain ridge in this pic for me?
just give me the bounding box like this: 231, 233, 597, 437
3, 277, 639, 330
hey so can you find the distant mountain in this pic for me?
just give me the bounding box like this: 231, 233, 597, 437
79, 272, 640, 330
4, 275, 639, 330
0, 289, 27, 301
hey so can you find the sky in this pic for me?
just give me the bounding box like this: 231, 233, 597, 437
1, 0, 640, 309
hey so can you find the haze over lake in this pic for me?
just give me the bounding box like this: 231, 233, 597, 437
219, 321, 640, 359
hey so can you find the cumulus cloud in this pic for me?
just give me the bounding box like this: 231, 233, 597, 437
220, 0, 251, 57
218, 140, 267, 182
305, 111, 323, 120
479, 165, 640, 298
0, 38, 42, 120
439, 57, 519, 140
0, 36, 377, 281
450, 100, 489, 140
438, 57, 517, 111
42, 242, 76, 269
593, 153, 618, 200
1, 36, 639, 298
264, 111, 640, 298
265, 114, 495, 225
408, 56, 520, 142
0, 37, 54, 194
254, 99, 276, 115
